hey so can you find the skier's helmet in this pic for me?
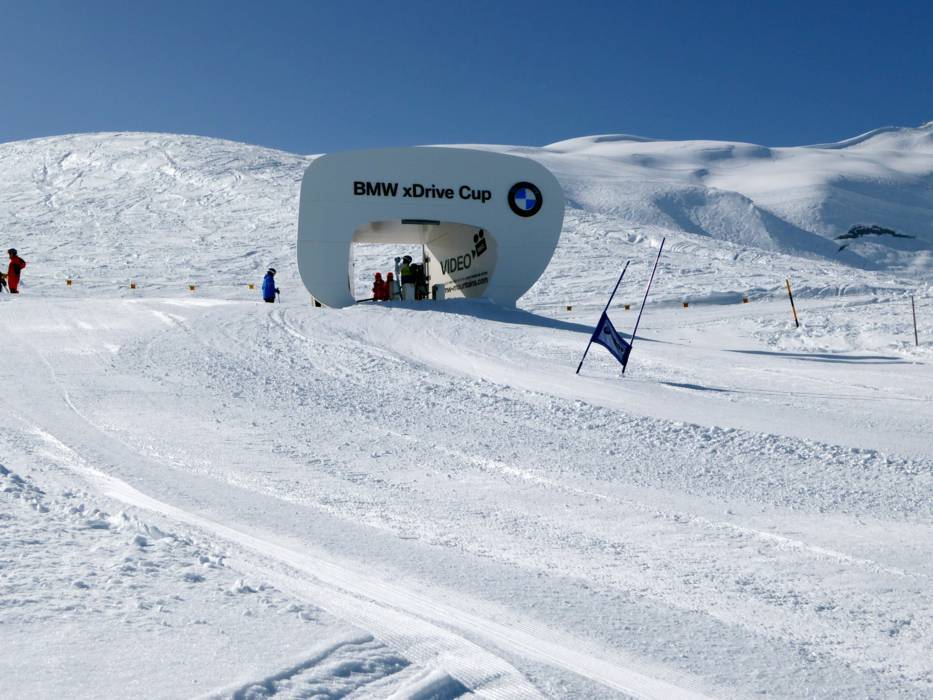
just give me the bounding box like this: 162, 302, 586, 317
7, 249, 16, 255
267, 268, 276, 275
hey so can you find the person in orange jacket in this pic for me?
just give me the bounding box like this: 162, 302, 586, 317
7, 249, 25, 294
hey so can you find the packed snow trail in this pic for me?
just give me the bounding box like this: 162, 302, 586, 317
0, 457, 423, 699
1, 297, 711, 698
2, 295, 931, 698
75, 459, 710, 700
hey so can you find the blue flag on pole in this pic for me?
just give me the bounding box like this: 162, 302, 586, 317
576, 239, 664, 377
591, 311, 632, 368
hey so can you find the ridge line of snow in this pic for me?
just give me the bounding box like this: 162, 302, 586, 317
803, 125, 908, 150
545, 133, 659, 150
0, 130, 308, 160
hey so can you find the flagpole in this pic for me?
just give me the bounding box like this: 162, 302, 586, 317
576, 260, 630, 375
622, 237, 665, 375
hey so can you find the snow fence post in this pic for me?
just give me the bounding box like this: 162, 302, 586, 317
911, 295, 919, 347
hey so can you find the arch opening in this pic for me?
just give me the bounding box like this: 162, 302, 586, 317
350, 220, 498, 302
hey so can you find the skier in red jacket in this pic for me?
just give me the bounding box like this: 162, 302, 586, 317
7, 249, 25, 294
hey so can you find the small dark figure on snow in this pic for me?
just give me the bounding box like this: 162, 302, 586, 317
0, 271, 6, 293
262, 268, 279, 303
7, 249, 26, 294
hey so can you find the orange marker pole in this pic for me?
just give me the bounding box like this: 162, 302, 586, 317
786, 278, 800, 328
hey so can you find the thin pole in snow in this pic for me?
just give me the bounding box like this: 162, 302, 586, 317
786, 278, 800, 328
911, 295, 919, 346
576, 260, 630, 375
623, 237, 665, 375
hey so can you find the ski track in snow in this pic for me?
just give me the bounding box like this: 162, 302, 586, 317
0, 460, 420, 700
1, 295, 931, 698
1, 300, 709, 699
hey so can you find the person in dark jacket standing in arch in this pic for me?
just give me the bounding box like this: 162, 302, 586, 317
7, 249, 26, 294
262, 267, 279, 303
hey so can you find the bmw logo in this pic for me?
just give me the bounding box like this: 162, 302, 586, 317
508, 182, 543, 217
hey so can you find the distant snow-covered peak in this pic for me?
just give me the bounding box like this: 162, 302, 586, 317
805, 122, 933, 152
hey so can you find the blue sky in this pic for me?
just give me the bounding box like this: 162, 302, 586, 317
1, 1, 930, 153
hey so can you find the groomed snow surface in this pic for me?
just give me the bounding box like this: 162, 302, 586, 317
1, 127, 932, 698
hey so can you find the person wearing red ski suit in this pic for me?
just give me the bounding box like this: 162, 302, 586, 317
372, 272, 389, 301
7, 250, 25, 293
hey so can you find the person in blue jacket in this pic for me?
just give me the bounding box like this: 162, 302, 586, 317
262, 268, 279, 303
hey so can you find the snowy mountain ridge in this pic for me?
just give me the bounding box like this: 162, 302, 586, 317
528, 122, 933, 271
1, 123, 931, 299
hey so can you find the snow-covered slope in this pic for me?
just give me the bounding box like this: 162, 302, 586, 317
0, 132, 311, 290
1, 127, 932, 699
2, 123, 933, 299
536, 123, 933, 271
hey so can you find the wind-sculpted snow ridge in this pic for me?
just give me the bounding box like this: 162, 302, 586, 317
804, 123, 933, 152
529, 122, 933, 271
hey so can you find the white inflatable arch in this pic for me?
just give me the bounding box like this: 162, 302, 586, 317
297, 147, 564, 308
